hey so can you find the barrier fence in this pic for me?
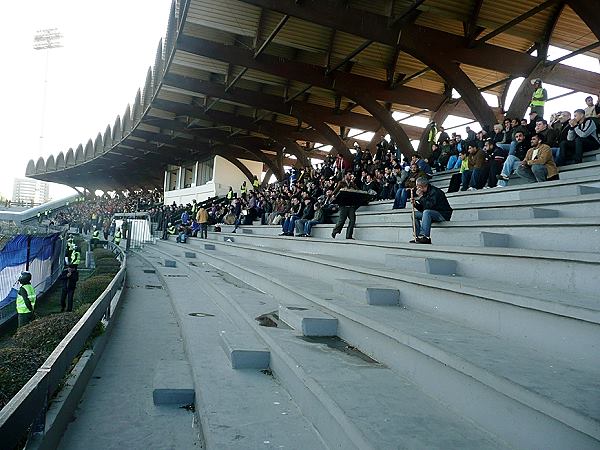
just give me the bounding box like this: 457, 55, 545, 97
0, 242, 126, 449
113, 212, 153, 250
0, 228, 67, 327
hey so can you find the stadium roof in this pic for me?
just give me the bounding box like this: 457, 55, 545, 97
26, 0, 600, 189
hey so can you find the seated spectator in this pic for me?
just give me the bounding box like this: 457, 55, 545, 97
392, 163, 426, 209
301, 202, 325, 237
280, 196, 303, 236
380, 167, 396, 200
294, 198, 315, 236
557, 109, 600, 165
436, 139, 454, 171
496, 131, 529, 187
362, 174, 379, 196
483, 139, 508, 188
515, 133, 559, 183
410, 177, 452, 245
461, 143, 485, 191
534, 119, 559, 160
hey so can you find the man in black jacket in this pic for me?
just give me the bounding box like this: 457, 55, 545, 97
59, 264, 79, 312
410, 177, 452, 244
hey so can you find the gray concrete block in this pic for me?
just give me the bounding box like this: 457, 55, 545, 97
578, 185, 600, 195
366, 288, 401, 306
152, 360, 195, 405
224, 236, 235, 243
242, 228, 253, 234
279, 305, 338, 336
164, 259, 177, 268
219, 330, 270, 369
385, 255, 458, 276
184, 251, 196, 258
530, 208, 559, 218
204, 243, 216, 250
479, 232, 510, 248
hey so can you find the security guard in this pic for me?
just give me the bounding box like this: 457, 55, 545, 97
91, 226, 100, 249
530, 79, 547, 118
16, 271, 36, 327
252, 176, 260, 190
114, 227, 122, 246
240, 181, 247, 198
226, 187, 234, 200
167, 222, 176, 235
70, 245, 81, 267
37, 212, 42, 224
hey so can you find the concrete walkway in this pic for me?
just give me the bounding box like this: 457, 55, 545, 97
57, 254, 201, 450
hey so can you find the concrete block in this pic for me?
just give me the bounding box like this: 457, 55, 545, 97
184, 251, 196, 258
385, 255, 458, 276
242, 228, 253, 234
164, 259, 177, 268
279, 305, 338, 336
479, 232, 510, 248
223, 236, 234, 243
219, 330, 270, 369
477, 207, 558, 220
204, 244, 216, 250
152, 360, 195, 405
530, 208, 559, 218
578, 185, 600, 195
365, 288, 401, 306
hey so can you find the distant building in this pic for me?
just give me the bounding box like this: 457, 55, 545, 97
12, 178, 50, 205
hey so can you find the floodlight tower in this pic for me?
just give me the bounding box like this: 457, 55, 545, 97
33, 28, 63, 153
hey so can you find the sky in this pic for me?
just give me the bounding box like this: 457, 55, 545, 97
0, 2, 598, 196
0, 0, 173, 200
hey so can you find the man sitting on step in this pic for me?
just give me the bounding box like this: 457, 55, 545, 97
496, 131, 529, 187
410, 177, 453, 245
515, 133, 559, 184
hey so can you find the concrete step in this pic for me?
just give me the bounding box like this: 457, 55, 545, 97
138, 250, 328, 449
144, 245, 510, 450
186, 237, 600, 359
152, 360, 195, 405
362, 180, 600, 211
198, 232, 600, 299
219, 330, 270, 369
353, 192, 600, 224
278, 305, 338, 336
224, 216, 600, 253
154, 241, 600, 449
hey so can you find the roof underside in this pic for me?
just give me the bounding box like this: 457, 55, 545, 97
26, 0, 600, 189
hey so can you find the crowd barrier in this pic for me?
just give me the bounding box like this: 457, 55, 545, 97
0, 242, 126, 449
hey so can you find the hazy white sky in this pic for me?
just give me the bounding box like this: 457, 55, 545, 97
0, 0, 172, 200
1, 2, 598, 197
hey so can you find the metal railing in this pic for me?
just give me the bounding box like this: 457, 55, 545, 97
112, 212, 153, 250
0, 242, 126, 449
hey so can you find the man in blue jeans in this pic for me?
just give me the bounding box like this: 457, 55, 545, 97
410, 177, 453, 244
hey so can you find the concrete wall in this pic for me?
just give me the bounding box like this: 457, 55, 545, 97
163, 156, 263, 205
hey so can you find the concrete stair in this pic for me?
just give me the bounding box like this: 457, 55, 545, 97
149, 239, 600, 449
146, 159, 600, 449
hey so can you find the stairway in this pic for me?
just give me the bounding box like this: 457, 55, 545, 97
141, 160, 600, 449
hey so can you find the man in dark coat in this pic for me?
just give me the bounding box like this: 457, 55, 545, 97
410, 177, 453, 244
59, 264, 79, 312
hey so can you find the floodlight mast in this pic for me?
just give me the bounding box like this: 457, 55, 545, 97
33, 28, 63, 153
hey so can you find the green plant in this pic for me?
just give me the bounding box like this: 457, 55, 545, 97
12, 312, 82, 355
75, 275, 114, 304
93, 266, 119, 276
0, 347, 47, 409
92, 248, 113, 259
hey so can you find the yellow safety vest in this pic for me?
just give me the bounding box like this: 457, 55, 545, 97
240, 185, 247, 194
227, 191, 233, 200
253, 179, 260, 189
114, 231, 122, 244
71, 251, 81, 265
92, 230, 100, 239
531, 88, 546, 107
16, 284, 36, 314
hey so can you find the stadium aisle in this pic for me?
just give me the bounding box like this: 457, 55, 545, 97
57, 255, 201, 450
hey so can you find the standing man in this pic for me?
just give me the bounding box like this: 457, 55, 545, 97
114, 227, 122, 246
196, 206, 209, 239
410, 177, 453, 245
16, 271, 36, 327
331, 172, 359, 240
529, 79, 548, 118
90, 226, 100, 250
59, 265, 79, 312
